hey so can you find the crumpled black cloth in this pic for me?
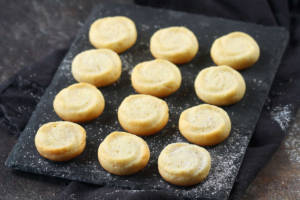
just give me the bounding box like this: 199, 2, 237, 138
1, 0, 299, 199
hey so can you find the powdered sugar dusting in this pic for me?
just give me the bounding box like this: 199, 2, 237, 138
271, 104, 293, 131
140, 24, 150, 31
121, 53, 134, 74
283, 109, 300, 164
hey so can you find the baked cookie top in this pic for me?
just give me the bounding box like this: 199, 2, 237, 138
98, 131, 150, 175
150, 26, 198, 64
158, 143, 211, 186
53, 83, 105, 122
131, 59, 182, 97
210, 31, 260, 70
194, 65, 246, 105
179, 104, 231, 146
118, 94, 169, 135
35, 121, 86, 161
89, 16, 137, 53
72, 49, 122, 87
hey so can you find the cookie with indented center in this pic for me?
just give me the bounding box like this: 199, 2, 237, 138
210, 31, 260, 70
98, 131, 150, 175
179, 104, 231, 146
118, 94, 169, 136
35, 121, 86, 161
194, 65, 246, 106
158, 143, 211, 186
53, 83, 105, 122
72, 49, 122, 87
89, 16, 137, 53
150, 26, 198, 64
131, 59, 182, 97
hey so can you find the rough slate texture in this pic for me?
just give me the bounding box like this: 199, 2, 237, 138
5, 3, 289, 200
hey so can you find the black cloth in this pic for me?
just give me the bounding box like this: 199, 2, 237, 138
1, 0, 299, 199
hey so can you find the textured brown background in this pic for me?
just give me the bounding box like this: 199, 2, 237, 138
0, 0, 299, 199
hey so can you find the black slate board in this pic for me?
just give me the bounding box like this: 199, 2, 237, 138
6, 3, 289, 200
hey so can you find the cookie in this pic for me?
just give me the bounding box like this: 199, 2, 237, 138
98, 131, 150, 175
158, 143, 211, 186
131, 59, 182, 97
194, 65, 246, 105
53, 83, 105, 122
179, 104, 231, 146
89, 16, 137, 53
35, 121, 86, 161
118, 94, 169, 136
210, 31, 260, 70
71, 49, 122, 87
150, 26, 198, 64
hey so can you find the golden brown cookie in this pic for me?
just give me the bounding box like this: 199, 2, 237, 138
71, 49, 122, 87
118, 94, 169, 136
194, 65, 246, 105
89, 16, 137, 53
179, 104, 231, 146
158, 143, 211, 186
131, 59, 182, 97
210, 31, 260, 70
98, 131, 150, 175
53, 83, 105, 122
150, 26, 198, 64
35, 121, 86, 161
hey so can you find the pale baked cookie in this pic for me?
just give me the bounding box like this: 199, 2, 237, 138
98, 131, 150, 175
118, 94, 169, 136
35, 121, 86, 161
131, 59, 182, 97
210, 31, 260, 70
89, 16, 137, 53
150, 26, 199, 64
158, 143, 211, 186
72, 49, 122, 87
179, 104, 231, 146
53, 83, 105, 122
194, 65, 246, 105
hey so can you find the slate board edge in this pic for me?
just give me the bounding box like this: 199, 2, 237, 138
226, 34, 289, 197
4, 6, 93, 168
5, 2, 290, 200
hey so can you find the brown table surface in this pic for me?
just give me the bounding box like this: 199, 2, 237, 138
1, 0, 299, 199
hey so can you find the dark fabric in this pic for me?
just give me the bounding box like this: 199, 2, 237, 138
1, 0, 299, 199
0, 49, 68, 135
0, 49, 70, 199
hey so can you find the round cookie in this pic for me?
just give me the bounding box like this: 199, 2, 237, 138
89, 16, 137, 53
98, 131, 150, 175
210, 31, 260, 70
150, 26, 199, 64
53, 83, 105, 122
118, 94, 169, 136
194, 65, 246, 105
179, 104, 231, 146
72, 49, 122, 87
35, 121, 86, 161
158, 143, 211, 186
131, 59, 182, 97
